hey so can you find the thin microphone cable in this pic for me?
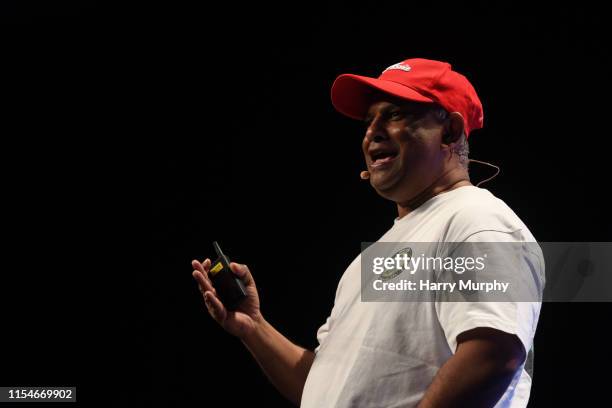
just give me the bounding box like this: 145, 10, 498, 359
468, 159, 501, 187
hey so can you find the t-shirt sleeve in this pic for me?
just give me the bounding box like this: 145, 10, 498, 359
314, 316, 331, 354
435, 229, 544, 355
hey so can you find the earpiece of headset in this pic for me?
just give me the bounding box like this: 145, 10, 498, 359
443, 130, 461, 145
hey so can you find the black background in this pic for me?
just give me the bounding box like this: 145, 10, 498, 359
2, 2, 611, 407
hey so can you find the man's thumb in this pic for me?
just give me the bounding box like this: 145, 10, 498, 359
230, 262, 251, 284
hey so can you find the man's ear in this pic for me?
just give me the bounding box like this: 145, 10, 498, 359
442, 112, 465, 146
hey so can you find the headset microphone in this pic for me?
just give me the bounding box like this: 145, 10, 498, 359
360, 170, 370, 180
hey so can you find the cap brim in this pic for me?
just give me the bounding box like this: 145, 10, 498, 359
331, 74, 434, 120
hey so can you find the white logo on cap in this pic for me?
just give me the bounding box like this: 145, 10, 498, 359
383, 62, 412, 73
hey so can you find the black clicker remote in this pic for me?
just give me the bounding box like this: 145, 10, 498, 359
208, 241, 247, 310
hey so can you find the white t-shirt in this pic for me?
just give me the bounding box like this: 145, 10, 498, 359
300, 186, 544, 408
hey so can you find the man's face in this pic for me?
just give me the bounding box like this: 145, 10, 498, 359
362, 99, 447, 203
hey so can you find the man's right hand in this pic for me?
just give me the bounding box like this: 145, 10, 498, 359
192, 259, 263, 339
193, 258, 315, 405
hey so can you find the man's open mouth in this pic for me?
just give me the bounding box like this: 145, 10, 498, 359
370, 150, 399, 168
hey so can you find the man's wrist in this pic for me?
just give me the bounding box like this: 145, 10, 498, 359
241, 313, 267, 345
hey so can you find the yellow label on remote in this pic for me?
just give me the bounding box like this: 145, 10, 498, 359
210, 262, 224, 276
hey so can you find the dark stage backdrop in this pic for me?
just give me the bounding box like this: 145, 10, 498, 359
2, 2, 611, 407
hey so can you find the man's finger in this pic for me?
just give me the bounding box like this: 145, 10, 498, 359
204, 291, 227, 323
192, 259, 211, 275
230, 262, 253, 285
193, 270, 216, 295
191, 259, 203, 272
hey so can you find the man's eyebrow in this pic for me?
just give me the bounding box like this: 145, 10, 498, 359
364, 104, 396, 122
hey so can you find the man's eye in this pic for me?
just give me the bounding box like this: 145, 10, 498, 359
390, 111, 403, 119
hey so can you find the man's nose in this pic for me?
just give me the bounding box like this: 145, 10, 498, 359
365, 116, 389, 143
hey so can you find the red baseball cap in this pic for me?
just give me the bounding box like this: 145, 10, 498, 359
331, 58, 484, 137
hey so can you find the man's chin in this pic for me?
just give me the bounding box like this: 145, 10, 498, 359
370, 171, 419, 202
370, 172, 399, 195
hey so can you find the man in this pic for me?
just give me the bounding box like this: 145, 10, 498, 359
193, 58, 544, 407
